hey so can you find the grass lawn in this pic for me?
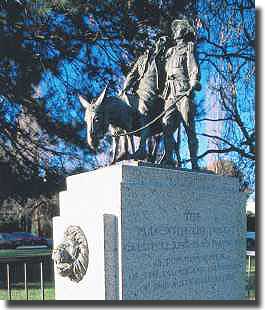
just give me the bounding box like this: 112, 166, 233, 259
0, 248, 54, 300
246, 271, 255, 300
0, 248, 52, 258
246, 255, 255, 300
0, 250, 255, 300
0, 282, 55, 300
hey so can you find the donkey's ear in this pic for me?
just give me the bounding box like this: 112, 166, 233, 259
78, 95, 89, 109
94, 84, 108, 107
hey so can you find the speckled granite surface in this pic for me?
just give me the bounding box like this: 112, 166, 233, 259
54, 162, 246, 300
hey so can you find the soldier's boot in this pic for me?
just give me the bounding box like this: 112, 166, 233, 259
190, 149, 199, 170
173, 127, 182, 167
189, 138, 199, 170
184, 122, 199, 170
159, 133, 176, 167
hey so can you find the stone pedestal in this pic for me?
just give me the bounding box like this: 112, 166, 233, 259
53, 163, 246, 300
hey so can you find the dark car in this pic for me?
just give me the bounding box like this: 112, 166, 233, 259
47, 239, 53, 249
11, 232, 48, 247
246, 231, 255, 252
0, 233, 16, 249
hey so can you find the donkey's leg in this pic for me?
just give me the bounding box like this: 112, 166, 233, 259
111, 136, 120, 165
147, 137, 154, 162
129, 135, 136, 156
132, 99, 149, 160
125, 111, 137, 158
151, 135, 161, 163
115, 136, 130, 162
124, 135, 129, 157
133, 119, 149, 160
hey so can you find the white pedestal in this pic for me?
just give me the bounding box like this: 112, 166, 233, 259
53, 163, 246, 300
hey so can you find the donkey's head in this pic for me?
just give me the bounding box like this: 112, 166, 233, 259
79, 85, 109, 151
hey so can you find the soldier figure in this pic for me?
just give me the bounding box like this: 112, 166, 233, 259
160, 19, 201, 169
120, 36, 169, 159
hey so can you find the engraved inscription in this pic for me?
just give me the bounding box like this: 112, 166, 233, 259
123, 208, 244, 298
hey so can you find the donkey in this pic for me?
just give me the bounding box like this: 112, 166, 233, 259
79, 86, 162, 164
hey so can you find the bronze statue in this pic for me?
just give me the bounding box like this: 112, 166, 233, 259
79, 19, 201, 169
120, 36, 169, 160
78, 37, 170, 164
160, 19, 201, 168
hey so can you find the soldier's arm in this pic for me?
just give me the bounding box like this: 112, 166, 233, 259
187, 42, 201, 91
